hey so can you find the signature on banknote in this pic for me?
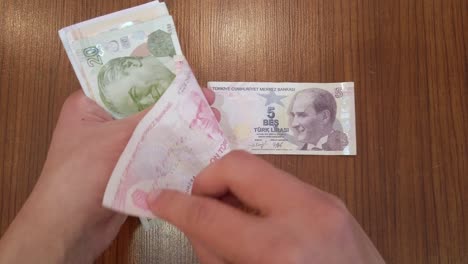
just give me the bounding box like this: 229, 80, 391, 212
248, 141, 267, 149
272, 142, 285, 149
247, 141, 285, 150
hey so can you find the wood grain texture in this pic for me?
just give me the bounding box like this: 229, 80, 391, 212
0, 0, 467, 263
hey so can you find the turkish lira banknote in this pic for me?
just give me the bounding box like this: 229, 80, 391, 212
59, 2, 182, 119
103, 58, 230, 218
209, 82, 357, 155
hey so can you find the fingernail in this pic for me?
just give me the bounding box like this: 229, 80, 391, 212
147, 189, 162, 206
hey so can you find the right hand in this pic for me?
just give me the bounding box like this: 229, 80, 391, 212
146, 151, 385, 264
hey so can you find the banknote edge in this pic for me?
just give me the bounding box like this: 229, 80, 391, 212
58, 29, 93, 98
208, 81, 355, 87
249, 150, 357, 156
58, 1, 168, 32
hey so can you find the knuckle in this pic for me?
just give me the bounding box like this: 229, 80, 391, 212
257, 235, 307, 264
302, 189, 352, 233
321, 195, 352, 231
277, 245, 307, 264
112, 123, 133, 143
211, 150, 250, 172
218, 150, 259, 171
150, 191, 188, 223
326, 193, 348, 211
62, 91, 87, 111
225, 150, 253, 163
186, 199, 216, 227
149, 191, 176, 215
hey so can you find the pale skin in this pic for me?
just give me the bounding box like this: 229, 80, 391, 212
0, 90, 385, 264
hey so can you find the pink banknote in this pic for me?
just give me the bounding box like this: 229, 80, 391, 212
103, 58, 230, 218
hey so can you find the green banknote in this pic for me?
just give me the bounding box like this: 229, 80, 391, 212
62, 14, 182, 118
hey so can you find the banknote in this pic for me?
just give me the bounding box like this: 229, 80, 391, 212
60, 11, 182, 119
59, 1, 170, 99
208, 82, 357, 155
103, 58, 230, 218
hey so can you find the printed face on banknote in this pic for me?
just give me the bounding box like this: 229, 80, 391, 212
98, 56, 175, 117
289, 89, 333, 144
288, 89, 349, 151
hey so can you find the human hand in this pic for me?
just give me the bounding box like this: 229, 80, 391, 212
147, 151, 385, 264
0, 88, 220, 264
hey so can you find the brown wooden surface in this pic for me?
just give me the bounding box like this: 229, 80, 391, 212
1, 0, 467, 263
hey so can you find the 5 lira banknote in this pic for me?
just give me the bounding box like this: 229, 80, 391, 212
210, 82, 356, 156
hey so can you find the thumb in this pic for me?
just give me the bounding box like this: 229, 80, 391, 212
115, 106, 152, 130
147, 189, 238, 232
146, 190, 259, 263
59, 90, 114, 125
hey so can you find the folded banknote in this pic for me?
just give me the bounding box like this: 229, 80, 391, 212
209, 82, 356, 155
103, 58, 230, 218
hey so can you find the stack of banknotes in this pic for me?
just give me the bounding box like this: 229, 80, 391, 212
59, 1, 356, 223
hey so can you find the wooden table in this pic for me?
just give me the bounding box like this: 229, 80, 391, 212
1, 0, 467, 263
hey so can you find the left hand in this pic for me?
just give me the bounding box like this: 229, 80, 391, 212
0, 88, 220, 264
